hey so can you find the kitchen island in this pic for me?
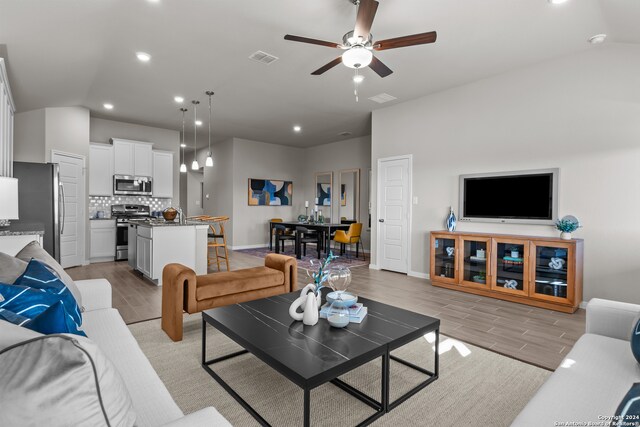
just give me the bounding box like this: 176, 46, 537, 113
128, 220, 209, 286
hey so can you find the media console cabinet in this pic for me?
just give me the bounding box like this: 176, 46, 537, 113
429, 231, 583, 313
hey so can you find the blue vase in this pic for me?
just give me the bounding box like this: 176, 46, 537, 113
446, 207, 457, 232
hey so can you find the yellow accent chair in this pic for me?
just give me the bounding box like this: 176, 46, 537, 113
333, 223, 365, 260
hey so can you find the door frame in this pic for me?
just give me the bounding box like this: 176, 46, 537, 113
51, 149, 86, 267
375, 154, 413, 274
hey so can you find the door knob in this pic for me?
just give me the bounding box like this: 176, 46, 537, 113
379, 219, 385, 222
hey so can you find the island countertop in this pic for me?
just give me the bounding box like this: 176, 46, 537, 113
0, 221, 45, 236
131, 219, 209, 228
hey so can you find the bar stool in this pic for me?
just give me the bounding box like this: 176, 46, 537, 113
190, 215, 230, 271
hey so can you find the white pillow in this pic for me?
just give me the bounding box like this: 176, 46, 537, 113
0, 319, 42, 351
0, 334, 136, 426
0, 252, 28, 284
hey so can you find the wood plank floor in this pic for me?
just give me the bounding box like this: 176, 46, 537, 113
66, 250, 585, 371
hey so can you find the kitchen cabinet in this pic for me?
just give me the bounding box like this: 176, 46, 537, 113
112, 138, 153, 177
89, 143, 114, 196
136, 235, 152, 277
152, 150, 173, 198
90, 219, 116, 262
128, 223, 137, 269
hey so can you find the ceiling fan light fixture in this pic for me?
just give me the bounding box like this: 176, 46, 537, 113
342, 46, 373, 69
353, 74, 365, 83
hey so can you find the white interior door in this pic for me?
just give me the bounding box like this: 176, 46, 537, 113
52, 151, 85, 268
377, 156, 411, 273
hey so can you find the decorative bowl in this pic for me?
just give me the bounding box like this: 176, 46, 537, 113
325, 291, 357, 308
328, 313, 349, 328
163, 208, 178, 221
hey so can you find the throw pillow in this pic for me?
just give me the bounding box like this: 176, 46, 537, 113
0, 334, 136, 426
15, 241, 83, 308
13, 258, 82, 325
614, 383, 640, 427
632, 316, 640, 364
0, 283, 85, 336
0, 302, 86, 336
0, 252, 28, 284
0, 314, 42, 351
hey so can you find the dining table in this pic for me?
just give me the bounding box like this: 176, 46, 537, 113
268, 221, 351, 259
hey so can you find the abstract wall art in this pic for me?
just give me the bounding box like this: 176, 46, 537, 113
248, 178, 293, 206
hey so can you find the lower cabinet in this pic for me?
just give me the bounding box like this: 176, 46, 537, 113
136, 235, 152, 277
90, 220, 116, 261
430, 231, 583, 313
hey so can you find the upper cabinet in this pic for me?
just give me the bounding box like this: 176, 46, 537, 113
0, 58, 16, 177
111, 138, 153, 177
152, 150, 173, 198
89, 143, 114, 196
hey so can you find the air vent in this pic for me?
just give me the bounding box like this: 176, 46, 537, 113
249, 50, 279, 65
368, 93, 398, 104
338, 131, 352, 137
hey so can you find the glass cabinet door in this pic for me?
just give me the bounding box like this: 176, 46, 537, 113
491, 238, 529, 296
431, 234, 458, 284
459, 237, 491, 289
530, 241, 574, 304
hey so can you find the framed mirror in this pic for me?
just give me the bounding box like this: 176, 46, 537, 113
338, 168, 360, 223
315, 172, 332, 207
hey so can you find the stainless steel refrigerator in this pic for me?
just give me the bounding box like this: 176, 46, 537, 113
12, 162, 62, 262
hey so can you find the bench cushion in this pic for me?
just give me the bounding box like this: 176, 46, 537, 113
196, 266, 285, 300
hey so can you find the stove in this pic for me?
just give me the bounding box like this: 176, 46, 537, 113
111, 204, 150, 260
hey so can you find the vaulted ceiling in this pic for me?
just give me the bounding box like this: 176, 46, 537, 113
0, 0, 638, 147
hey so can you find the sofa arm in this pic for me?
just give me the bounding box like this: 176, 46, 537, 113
265, 253, 298, 292
160, 407, 231, 427
74, 279, 112, 311
586, 298, 640, 341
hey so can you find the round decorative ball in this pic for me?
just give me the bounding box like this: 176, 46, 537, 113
632, 317, 640, 364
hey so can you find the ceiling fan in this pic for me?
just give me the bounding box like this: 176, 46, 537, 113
284, 0, 437, 78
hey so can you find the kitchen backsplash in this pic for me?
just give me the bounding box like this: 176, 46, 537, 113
89, 196, 174, 218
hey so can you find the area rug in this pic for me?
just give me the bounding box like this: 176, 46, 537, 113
129, 314, 549, 426
237, 246, 369, 271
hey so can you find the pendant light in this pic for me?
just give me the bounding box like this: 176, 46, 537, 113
191, 100, 200, 170
205, 90, 214, 167
179, 107, 188, 173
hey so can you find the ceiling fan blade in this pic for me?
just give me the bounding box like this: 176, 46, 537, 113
368, 56, 393, 78
284, 34, 340, 49
311, 57, 343, 75
374, 31, 437, 51
354, 0, 379, 41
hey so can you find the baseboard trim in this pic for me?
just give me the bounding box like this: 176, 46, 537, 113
230, 244, 269, 251
579, 301, 588, 309
408, 270, 429, 280
88, 257, 114, 264
369, 264, 381, 270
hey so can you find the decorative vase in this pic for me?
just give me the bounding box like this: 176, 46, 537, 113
302, 293, 319, 326
288, 284, 321, 322
561, 232, 571, 240
445, 207, 456, 232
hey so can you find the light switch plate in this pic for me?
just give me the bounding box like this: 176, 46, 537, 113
413, 196, 419, 205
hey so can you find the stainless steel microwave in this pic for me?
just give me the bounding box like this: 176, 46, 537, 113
113, 175, 153, 196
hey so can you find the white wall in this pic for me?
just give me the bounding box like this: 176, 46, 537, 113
90, 117, 180, 202
371, 44, 640, 304
232, 138, 305, 248
186, 170, 204, 217
14, 108, 45, 163
304, 136, 372, 249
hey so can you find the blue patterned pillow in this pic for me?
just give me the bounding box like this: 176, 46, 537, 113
0, 303, 86, 336
614, 383, 640, 427
632, 317, 640, 364
13, 259, 82, 326
0, 283, 84, 336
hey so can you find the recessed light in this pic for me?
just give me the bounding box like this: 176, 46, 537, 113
136, 52, 151, 62
174, 96, 184, 103
293, 125, 302, 132
353, 74, 365, 84
147, 0, 160, 2
588, 34, 607, 44
195, 120, 203, 126
103, 103, 114, 110
548, 0, 569, 4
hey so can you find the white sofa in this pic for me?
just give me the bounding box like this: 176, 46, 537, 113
72, 278, 231, 427
512, 298, 640, 426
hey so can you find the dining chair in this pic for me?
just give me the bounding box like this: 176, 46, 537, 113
274, 224, 296, 254
295, 226, 321, 259
332, 222, 365, 260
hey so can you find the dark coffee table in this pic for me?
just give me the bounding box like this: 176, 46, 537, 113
201, 292, 440, 427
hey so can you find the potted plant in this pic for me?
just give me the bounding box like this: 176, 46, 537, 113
472, 271, 486, 284
555, 216, 581, 240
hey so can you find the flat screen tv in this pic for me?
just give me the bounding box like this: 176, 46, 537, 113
459, 169, 559, 225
